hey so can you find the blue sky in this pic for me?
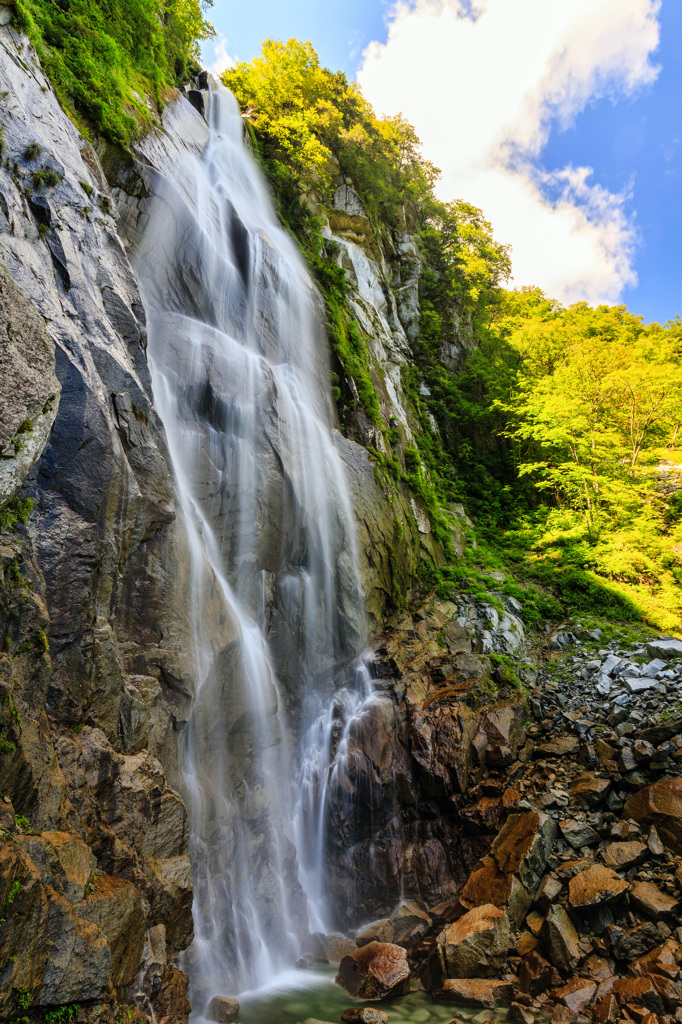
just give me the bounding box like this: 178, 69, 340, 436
203, 1, 680, 324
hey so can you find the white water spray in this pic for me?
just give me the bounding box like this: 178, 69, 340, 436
134, 83, 376, 1004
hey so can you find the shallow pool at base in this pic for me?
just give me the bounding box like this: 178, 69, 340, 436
235, 967, 509, 1024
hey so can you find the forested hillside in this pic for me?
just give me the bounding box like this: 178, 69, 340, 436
225, 39, 682, 633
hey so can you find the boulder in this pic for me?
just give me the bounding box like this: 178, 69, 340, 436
535, 736, 580, 758
602, 840, 647, 869
591, 993, 620, 1023
629, 880, 678, 918
437, 903, 510, 978
612, 976, 664, 1013
335, 942, 410, 1000
518, 950, 553, 997
460, 811, 556, 927
646, 638, 682, 660
389, 900, 431, 944
546, 904, 580, 970
433, 977, 513, 1007
609, 921, 661, 960
325, 932, 359, 961
568, 864, 629, 909
472, 698, 527, 768
206, 997, 239, 1023
551, 976, 597, 1012
559, 818, 599, 849
625, 778, 682, 853
569, 773, 611, 809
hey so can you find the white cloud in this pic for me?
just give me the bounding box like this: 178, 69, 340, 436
358, 0, 661, 304
206, 34, 236, 77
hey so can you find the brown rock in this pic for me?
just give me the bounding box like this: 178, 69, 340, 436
630, 938, 681, 980
569, 773, 611, 809
390, 899, 431, 944
433, 977, 513, 1007
507, 1002, 535, 1024
583, 954, 612, 981
472, 698, 527, 768
460, 811, 556, 927
206, 996, 240, 1023
356, 919, 394, 947
74, 873, 145, 987
550, 1006, 577, 1024
526, 910, 545, 936
552, 976, 598, 1012
602, 841, 647, 869
546, 904, 580, 970
650, 972, 682, 1010
14, 831, 96, 903
437, 903, 510, 978
591, 993, 620, 1022
568, 864, 629, 909
341, 1010, 388, 1024
535, 736, 580, 758
535, 874, 563, 910
612, 976, 664, 1013
625, 778, 682, 853
518, 950, 553, 997
336, 942, 410, 1000
630, 881, 678, 918
517, 931, 539, 956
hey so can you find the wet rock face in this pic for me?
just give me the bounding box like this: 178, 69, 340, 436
322, 594, 528, 927
0, 262, 60, 505
0, 22, 194, 1021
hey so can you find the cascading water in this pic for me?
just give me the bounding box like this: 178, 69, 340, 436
133, 81, 379, 1003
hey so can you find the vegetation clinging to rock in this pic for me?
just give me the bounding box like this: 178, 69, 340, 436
15, 0, 215, 146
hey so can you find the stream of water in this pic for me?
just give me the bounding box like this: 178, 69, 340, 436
135, 81, 379, 1008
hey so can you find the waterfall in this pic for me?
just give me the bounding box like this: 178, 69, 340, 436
133, 82, 372, 1003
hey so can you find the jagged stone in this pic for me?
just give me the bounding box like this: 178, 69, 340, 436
335, 942, 410, 1000
433, 977, 513, 1007
560, 818, 600, 849
602, 840, 647, 869
546, 904, 580, 970
437, 903, 510, 978
612, 976, 664, 1013
568, 864, 629, 909
625, 778, 682, 853
551, 976, 597, 1012
630, 880, 679, 918
569, 772, 611, 809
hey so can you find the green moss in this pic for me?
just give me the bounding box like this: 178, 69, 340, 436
23, 141, 42, 161
0, 498, 34, 534
15, 0, 214, 147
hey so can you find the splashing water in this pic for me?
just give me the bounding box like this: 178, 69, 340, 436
134, 82, 377, 1003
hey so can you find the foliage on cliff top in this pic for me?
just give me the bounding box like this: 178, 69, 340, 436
15, 0, 214, 146
224, 38, 439, 225
421, 286, 682, 630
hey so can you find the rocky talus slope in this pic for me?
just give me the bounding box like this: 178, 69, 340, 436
331, 628, 682, 1024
